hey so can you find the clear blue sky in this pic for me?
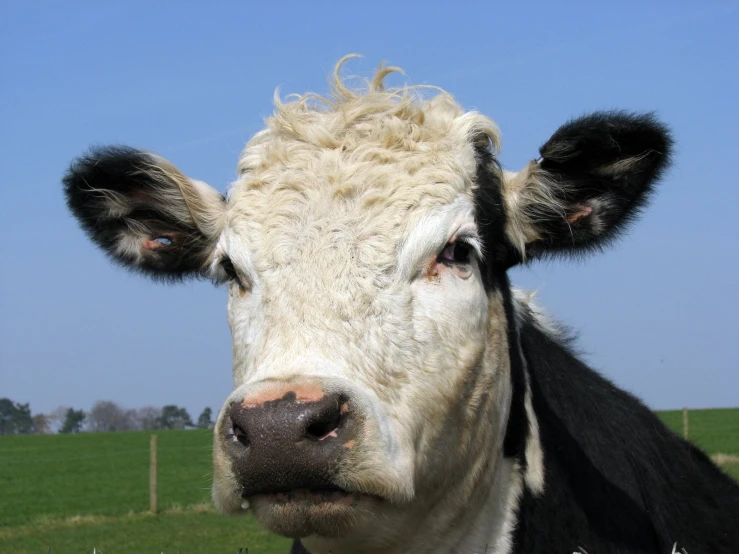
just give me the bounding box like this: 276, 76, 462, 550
1, 2, 737, 419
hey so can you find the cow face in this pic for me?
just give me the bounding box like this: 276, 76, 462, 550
64, 57, 671, 549
210, 96, 512, 544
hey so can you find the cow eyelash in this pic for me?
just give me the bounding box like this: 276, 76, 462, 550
220, 257, 249, 293
220, 257, 238, 280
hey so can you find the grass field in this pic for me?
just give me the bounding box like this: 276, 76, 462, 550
1, 409, 737, 553
0, 509, 290, 553
0, 429, 292, 553
657, 407, 739, 480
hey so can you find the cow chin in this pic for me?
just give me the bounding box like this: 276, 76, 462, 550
249, 490, 380, 538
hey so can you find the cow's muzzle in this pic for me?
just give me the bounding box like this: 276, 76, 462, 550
218, 380, 379, 537
214, 378, 414, 538
225, 387, 356, 497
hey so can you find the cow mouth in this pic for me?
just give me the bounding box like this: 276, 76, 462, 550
250, 486, 358, 504
247, 485, 382, 538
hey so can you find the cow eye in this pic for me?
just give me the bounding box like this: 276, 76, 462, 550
220, 257, 249, 294
221, 257, 238, 280
438, 241, 472, 265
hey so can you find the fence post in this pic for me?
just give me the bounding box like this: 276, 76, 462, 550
150, 434, 158, 514
682, 407, 689, 440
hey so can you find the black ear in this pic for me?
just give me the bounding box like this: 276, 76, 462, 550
502, 111, 672, 259
63, 146, 225, 281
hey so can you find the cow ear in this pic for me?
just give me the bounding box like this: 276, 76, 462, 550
502, 111, 672, 260
63, 146, 226, 281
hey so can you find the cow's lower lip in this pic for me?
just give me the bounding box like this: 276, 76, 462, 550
249, 488, 381, 538
251, 488, 360, 504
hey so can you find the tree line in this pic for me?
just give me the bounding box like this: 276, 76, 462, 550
0, 398, 214, 435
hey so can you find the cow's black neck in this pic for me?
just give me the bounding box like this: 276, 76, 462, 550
498, 274, 530, 460
511, 315, 739, 554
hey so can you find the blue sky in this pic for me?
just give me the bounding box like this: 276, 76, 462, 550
1, 1, 737, 419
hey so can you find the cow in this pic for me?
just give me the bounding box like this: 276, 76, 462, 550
63, 56, 739, 553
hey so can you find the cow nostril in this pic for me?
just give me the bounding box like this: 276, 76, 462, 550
232, 423, 249, 447
305, 408, 343, 441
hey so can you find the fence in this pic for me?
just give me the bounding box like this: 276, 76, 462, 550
3, 411, 738, 523
0, 429, 215, 529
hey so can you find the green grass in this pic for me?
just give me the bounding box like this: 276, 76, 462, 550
1, 429, 215, 527
0, 508, 290, 554
0, 408, 736, 552
0, 429, 291, 553
657, 408, 739, 482
657, 407, 739, 455
722, 462, 739, 481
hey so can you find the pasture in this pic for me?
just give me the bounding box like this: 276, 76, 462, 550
1, 409, 736, 553
0, 430, 291, 553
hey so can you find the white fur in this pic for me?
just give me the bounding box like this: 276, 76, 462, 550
397, 197, 482, 280
502, 164, 568, 258
177, 57, 552, 553
512, 287, 566, 344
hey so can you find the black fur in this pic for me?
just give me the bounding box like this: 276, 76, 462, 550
528, 111, 673, 259
498, 272, 530, 461
472, 138, 531, 460
512, 314, 739, 553
63, 146, 222, 281
471, 134, 517, 271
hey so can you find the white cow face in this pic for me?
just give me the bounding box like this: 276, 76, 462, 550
209, 108, 514, 542
64, 58, 672, 549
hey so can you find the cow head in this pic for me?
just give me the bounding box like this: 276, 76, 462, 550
64, 57, 671, 551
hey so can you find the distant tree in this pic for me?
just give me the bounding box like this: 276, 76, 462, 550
32, 414, 52, 434
197, 407, 213, 429
59, 408, 86, 434
0, 398, 16, 435
0, 398, 34, 435
157, 405, 193, 430
135, 406, 162, 431
49, 406, 70, 433
87, 401, 136, 432
14, 403, 34, 434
